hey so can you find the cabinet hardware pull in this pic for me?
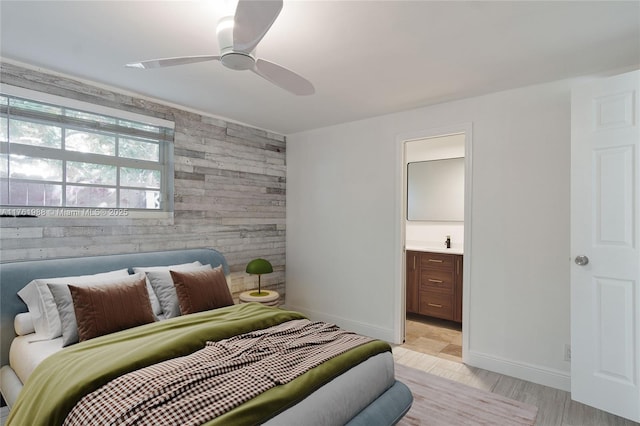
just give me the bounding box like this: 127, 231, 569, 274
413, 256, 416, 270
428, 259, 443, 263
427, 303, 443, 308
428, 279, 443, 283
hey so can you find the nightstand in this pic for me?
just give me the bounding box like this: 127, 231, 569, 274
238, 290, 280, 307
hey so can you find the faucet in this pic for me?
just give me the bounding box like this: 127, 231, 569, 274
445, 235, 451, 249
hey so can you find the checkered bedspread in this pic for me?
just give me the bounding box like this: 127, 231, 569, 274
64, 319, 373, 426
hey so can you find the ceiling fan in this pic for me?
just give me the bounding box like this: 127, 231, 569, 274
126, 0, 314, 96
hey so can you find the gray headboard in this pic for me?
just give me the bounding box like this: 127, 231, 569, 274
0, 248, 229, 368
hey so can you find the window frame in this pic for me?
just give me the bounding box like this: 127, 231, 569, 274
0, 85, 175, 218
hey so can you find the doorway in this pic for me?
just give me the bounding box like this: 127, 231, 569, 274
397, 124, 472, 364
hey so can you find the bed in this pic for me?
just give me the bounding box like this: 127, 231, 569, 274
0, 248, 412, 425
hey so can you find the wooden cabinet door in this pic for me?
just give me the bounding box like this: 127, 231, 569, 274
406, 251, 419, 313
454, 255, 463, 322
407, 251, 462, 323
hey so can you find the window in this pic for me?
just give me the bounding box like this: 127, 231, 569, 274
0, 86, 174, 215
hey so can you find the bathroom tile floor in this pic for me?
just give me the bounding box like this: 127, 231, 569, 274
403, 313, 462, 363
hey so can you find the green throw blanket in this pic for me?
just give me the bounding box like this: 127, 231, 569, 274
7, 303, 390, 426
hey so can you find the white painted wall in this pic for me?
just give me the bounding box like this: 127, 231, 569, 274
286, 78, 573, 390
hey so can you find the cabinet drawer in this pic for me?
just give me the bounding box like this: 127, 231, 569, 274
419, 291, 453, 320
420, 252, 454, 269
419, 269, 454, 293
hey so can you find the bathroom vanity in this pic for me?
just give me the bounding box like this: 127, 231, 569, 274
406, 249, 463, 322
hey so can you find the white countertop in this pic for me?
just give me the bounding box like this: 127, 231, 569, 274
405, 241, 464, 255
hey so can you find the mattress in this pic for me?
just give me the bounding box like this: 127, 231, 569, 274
9, 335, 62, 384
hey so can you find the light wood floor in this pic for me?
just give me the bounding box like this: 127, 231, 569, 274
398, 317, 638, 426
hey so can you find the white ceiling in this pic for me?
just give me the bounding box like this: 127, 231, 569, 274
1, 1, 639, 135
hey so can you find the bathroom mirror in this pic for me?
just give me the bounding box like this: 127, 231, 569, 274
407, 157, 464, 221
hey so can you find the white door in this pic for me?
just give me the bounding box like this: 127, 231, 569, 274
570, 69, 640, 422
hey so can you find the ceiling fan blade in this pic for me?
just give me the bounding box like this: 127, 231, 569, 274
233, 0, 283, 53
125, 55, 221, 69
253, 58, 314, 96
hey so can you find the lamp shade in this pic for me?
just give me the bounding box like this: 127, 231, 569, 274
245, 258, 273, 275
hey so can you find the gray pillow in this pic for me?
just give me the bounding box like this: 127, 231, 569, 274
48, 273, 146, 347
146, 264, 212, 319
132, 261, 202, 316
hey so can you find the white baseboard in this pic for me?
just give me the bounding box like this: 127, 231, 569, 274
466, 350, 571, 392
283, 304, 396, 343
283, 304, 571, 392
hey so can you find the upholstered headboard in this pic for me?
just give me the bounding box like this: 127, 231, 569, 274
0, 248, 229, 368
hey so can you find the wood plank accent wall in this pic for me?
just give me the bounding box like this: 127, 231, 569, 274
0, 62, 286, 300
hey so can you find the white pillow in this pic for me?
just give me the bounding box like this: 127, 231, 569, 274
47, 272, 148, 347
133, 261, 202, 316
145, 263, 212, 319
17, 269, 130, 340
14, 312, 35, 336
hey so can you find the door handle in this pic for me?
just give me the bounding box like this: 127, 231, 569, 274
575, 255, 589, 266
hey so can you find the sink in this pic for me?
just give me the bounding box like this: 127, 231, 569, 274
405, 241, 463, 254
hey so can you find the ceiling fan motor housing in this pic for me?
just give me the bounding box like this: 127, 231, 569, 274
217, 16, 255, 71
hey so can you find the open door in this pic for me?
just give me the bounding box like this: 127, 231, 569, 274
570, 69, 640, 422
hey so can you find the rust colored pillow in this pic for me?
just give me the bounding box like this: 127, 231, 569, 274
170, 265, 234, 315
69, 277, 155, 342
